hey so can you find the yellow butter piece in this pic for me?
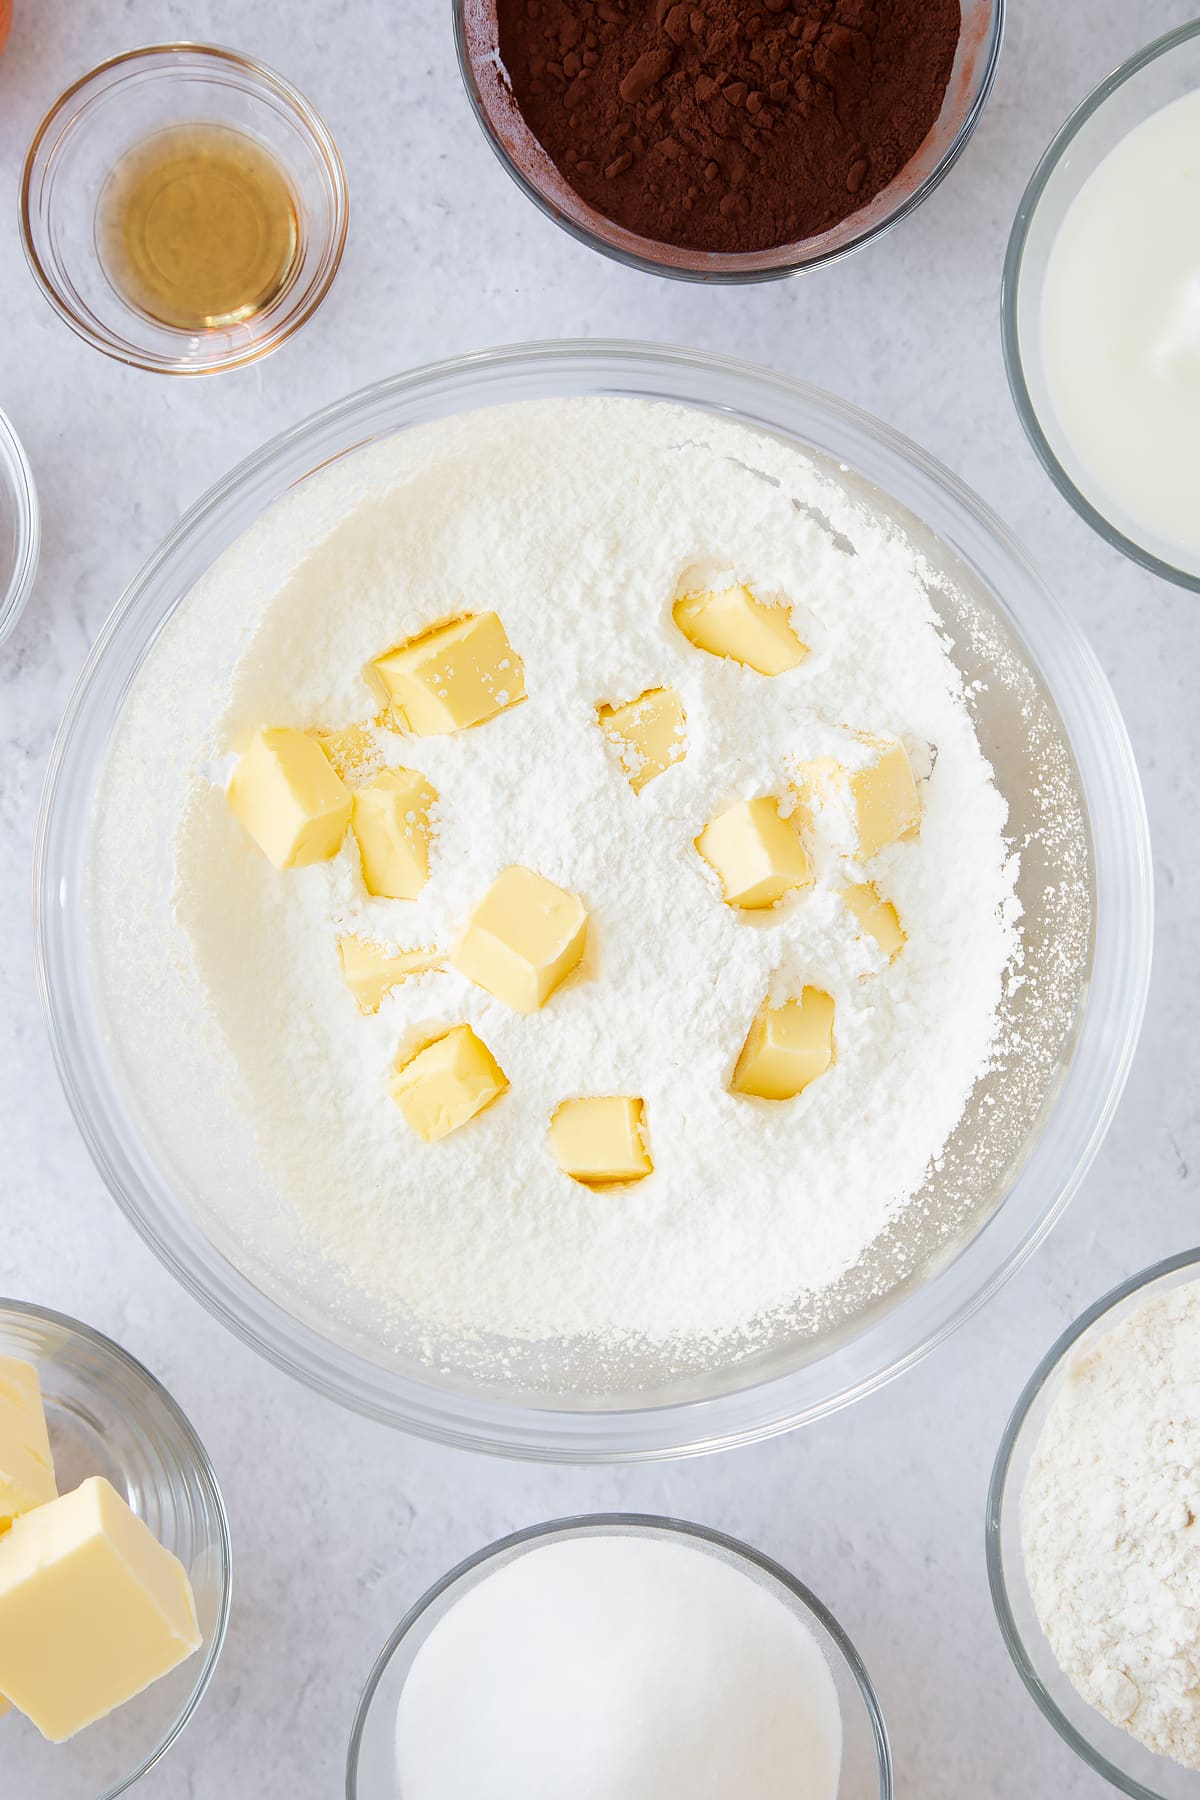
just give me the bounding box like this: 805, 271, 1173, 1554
597, 687, 686, 794
672, 583, 807, 676
312, 720, 384, 783
695, 797, 812, 910
0, 1475, 201, 1742
852, 739, 921, 859
732, 987, 836, 1101
366, 613, 526, 735
452, 866, 588, 1014
0, 1694, 9, 1718
351, 767, 438, 900
338, 936, 442, 1014
227, 726, 351, 869
793, 739, 920, 862
549, 1096, 653, 1187
0, 1357, 56, 1534
389, 1025, 508, 1142
842, 882, 905, 962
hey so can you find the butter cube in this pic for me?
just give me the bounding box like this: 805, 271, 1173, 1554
389, 1025, 508, 1142
673, 584, 807, 676
351, 767, 438, 900
793, 739, 920, 862
842, 883, 905, 962
695, 797, 812, 910
0, 1357, 56, 1533
228, 726, 351, 868
339, 936, 443, 1014
312, 719, 384, 783
732, 987, 836, 1101
0, 1476, 201, 1742
597, 687, 686, 794
549, 1097, 653, 1186
852, 739, 921, 859
366, 613, 526, 735
452, 866, 588, 1013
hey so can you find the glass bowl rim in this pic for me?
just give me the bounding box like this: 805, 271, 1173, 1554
0, 1294, 233, 1800
18, 39, 350, 378
0, 405, 41, 647
1000, 18, 1200, 592
985, 1246, 1200, 1799
32, 337, 1153, 1461
346, 1510, 894, 1799
451, 0, 1006, 284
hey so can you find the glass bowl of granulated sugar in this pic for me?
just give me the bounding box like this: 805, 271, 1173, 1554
455, 0, 1003, 280
348, 1515, 892, 1800
988, 1249, 1200, 1799
34, 341, 1149, 1460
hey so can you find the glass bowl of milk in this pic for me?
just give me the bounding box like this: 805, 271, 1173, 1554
1004, 21, 1200, 590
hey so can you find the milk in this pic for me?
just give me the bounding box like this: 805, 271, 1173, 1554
1040, 87, 1200, 564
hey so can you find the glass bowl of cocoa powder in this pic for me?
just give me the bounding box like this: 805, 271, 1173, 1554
455, 0, 1003, 280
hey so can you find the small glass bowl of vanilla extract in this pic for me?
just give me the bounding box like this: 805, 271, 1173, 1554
21, 44, 349, 375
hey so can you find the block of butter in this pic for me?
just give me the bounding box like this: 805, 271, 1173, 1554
351, 767, 438, 900
366, 613, 526, 735
549, 1096, 653, 1186
228, 726, 352, 868
597, 687, 686, 794
673, 583, 807, 676
794, 738, 920, 863
695, 796, 812, 910
0, 1475, 201, 1742
0, 1355, 57, 1533
842, 882, 905, 962
732, 987, 835, 1101
312, 719, 384, 783
389, 1025, 508, 1142
453, 865, 588, 1014
338, 936, 442, 1014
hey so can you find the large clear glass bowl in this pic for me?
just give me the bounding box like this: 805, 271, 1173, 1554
348, 1514, 892, 1799
987, 1250, 1200, 1799
33, 341, 1152, 1461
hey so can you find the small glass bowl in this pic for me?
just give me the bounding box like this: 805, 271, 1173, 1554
0, 1298, 231, 1800
21, 43, 349, 375
1003, 21, 1200, 590
348, 1513, 892, 1798
454, 0, 1004, 282
0, 407, 39, 646
987, 1249, 1200, 1799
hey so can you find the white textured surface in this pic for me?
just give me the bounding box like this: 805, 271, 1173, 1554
0, 3, 1195, 1796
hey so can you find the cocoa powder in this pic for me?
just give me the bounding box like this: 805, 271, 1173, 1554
492, 0, 962, 255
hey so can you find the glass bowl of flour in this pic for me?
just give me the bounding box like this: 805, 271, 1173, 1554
348, 1514, 891, 1799
34, 341, 1151, 1459
988, 1249, 1200, 1798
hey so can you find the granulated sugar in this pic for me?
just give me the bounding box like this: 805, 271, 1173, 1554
393, 1533, 842, 1800
90, 398, 1020, 1369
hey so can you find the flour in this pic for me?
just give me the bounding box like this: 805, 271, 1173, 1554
393, 1532, 842, 1800
1023, 1278, 1200, 1769
89, 397, 1022, 1373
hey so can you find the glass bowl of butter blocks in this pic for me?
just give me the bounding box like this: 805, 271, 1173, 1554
0, 1299, 230, 1798
33, 341, 1152, 1461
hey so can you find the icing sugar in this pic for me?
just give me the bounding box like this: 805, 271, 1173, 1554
93, 398, 1020, 1369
